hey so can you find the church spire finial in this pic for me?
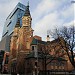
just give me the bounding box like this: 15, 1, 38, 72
24, 1, 30, 16
27, 1, 29, 6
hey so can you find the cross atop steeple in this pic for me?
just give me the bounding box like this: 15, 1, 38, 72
24, 1, 30, 16
27, 1, 29, 6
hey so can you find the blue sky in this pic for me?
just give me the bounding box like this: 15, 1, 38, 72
0, 0, 74, 41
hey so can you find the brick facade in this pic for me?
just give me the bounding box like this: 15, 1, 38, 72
8, 3, 74, 74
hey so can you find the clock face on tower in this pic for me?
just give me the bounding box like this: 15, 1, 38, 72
22, 17, 31, 26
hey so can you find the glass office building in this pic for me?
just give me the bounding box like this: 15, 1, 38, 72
0, 3, 26, 52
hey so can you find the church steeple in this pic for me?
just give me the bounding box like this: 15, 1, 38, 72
22, 1, 32, 27
24, 1, 30, 16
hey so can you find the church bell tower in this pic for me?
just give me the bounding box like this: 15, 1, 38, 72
22, 2, 32, 28
21, 2, 34, 51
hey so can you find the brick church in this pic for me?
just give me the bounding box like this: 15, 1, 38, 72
4, 3, 74, 74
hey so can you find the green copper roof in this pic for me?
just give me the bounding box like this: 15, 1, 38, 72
31, 38, 38, 45
31, 38, 47, 45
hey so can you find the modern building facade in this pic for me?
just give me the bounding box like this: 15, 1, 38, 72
0, 2, 26, 52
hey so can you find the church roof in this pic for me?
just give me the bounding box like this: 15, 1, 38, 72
15, 18, 20, 27
31, 38, 37, 45
24, 2, 30, 16
31, 38, 47, 45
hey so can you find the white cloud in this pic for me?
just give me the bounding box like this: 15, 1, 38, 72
31, 0, 74, 41
32, 0, 71, 22
33, 11, 63, 40
63, 20, 75, 27
32, 0, 56, 18
33, 11, 62, 33
60, 3, 74, 20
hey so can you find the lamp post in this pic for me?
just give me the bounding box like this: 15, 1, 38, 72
34, 39, 38, 75
35, 60, 38, 75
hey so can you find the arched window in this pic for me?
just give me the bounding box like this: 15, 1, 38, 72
32, 46, 34, 50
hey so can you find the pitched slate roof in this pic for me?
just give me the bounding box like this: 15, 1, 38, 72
31, 38, 38, 45
38, 40, 47, 44
31, 38, 47, 45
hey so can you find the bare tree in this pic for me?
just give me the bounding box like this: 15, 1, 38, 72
49, 25, 75, 68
